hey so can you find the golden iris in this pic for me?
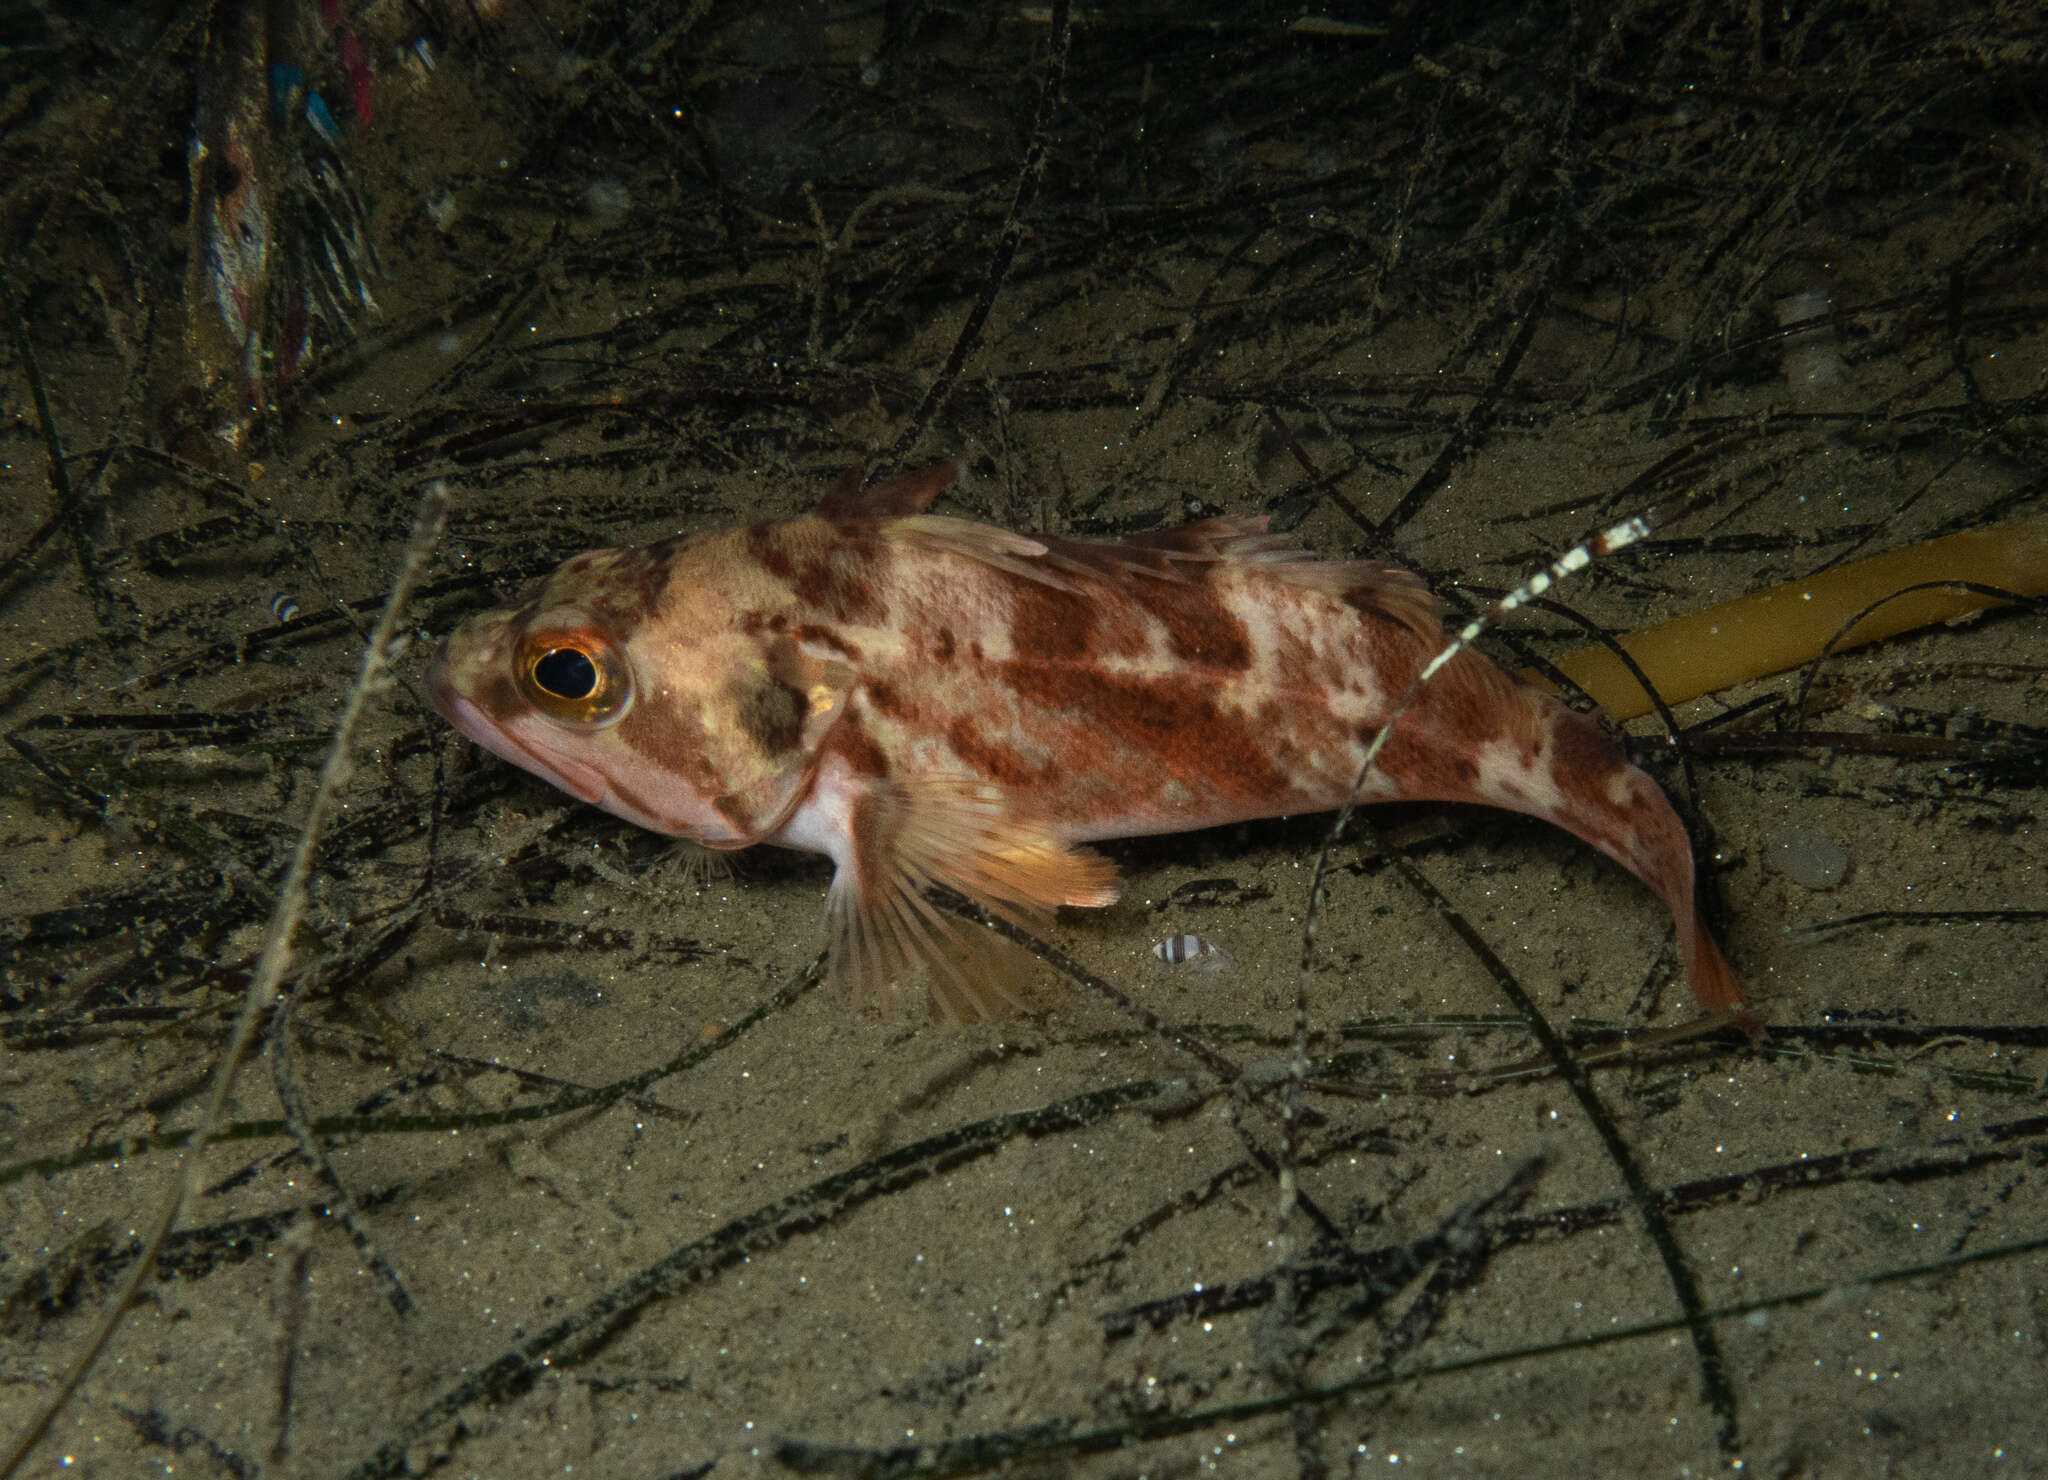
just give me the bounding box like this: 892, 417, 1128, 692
517, 628, 632, 724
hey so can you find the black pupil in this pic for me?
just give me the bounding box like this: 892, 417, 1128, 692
533, 647, 599, 700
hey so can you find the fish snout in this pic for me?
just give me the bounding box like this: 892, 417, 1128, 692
424, 643, 460, 726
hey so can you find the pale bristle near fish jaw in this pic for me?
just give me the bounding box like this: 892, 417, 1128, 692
663, 839, 736, 891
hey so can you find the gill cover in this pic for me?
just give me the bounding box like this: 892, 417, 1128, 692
681, 632, 857, 844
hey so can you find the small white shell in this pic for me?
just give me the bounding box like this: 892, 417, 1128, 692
1775, 287, 1843, 395
1152, 933, 1233, 973
1770, 827, 1850, 890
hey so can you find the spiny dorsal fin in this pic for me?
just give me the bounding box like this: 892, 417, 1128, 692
827, 778, 1118, 1022
816, 460, 966, 521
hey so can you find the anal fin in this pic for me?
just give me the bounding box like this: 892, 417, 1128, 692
827, 779, 1118, 1022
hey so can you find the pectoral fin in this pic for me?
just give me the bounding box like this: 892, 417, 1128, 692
827, 779, 1119, 1022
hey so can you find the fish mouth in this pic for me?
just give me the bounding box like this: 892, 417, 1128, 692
426, 649, 610, 806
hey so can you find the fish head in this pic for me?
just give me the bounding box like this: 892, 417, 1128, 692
428, 532, 853, 845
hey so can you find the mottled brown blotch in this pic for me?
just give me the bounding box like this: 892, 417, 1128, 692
828, 714, 892, 779
796, 623, 861, 660
1007, 581, 1097, 663
745, 523, 798, 582
1147, 578, 1252, 671
947, 715, 1038, 786
865, 677, 907, 716
733, 670, 807, 755
791, 533, 888, 624
1549, 706, 1628, 785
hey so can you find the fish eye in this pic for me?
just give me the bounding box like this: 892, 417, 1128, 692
533, 647, 597, 699
516, 628, 632, 726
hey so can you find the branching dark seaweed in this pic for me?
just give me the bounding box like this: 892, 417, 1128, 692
339, 1077, 1188, 1480
2, 1, 2043, 1475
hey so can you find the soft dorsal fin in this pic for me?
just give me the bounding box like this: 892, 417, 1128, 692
816, 460, 966, 521
1044, 519, 1442, 641
886, 514, 1262, 592
889, 515, 1067, 589
905, 507, 1443, 643
1252, 555, 1441, 643
833, 460, 1443, 642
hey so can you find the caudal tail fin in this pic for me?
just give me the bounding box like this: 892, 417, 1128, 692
1363, 648, 1760, 1035
1450, 671, 1762, 1035
1677, 907, 1765, 1040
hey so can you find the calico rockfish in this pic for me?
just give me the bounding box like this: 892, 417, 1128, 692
428, 463, 1753, 1029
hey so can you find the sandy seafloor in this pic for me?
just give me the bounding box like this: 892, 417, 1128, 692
2, 3, 2045, 1477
